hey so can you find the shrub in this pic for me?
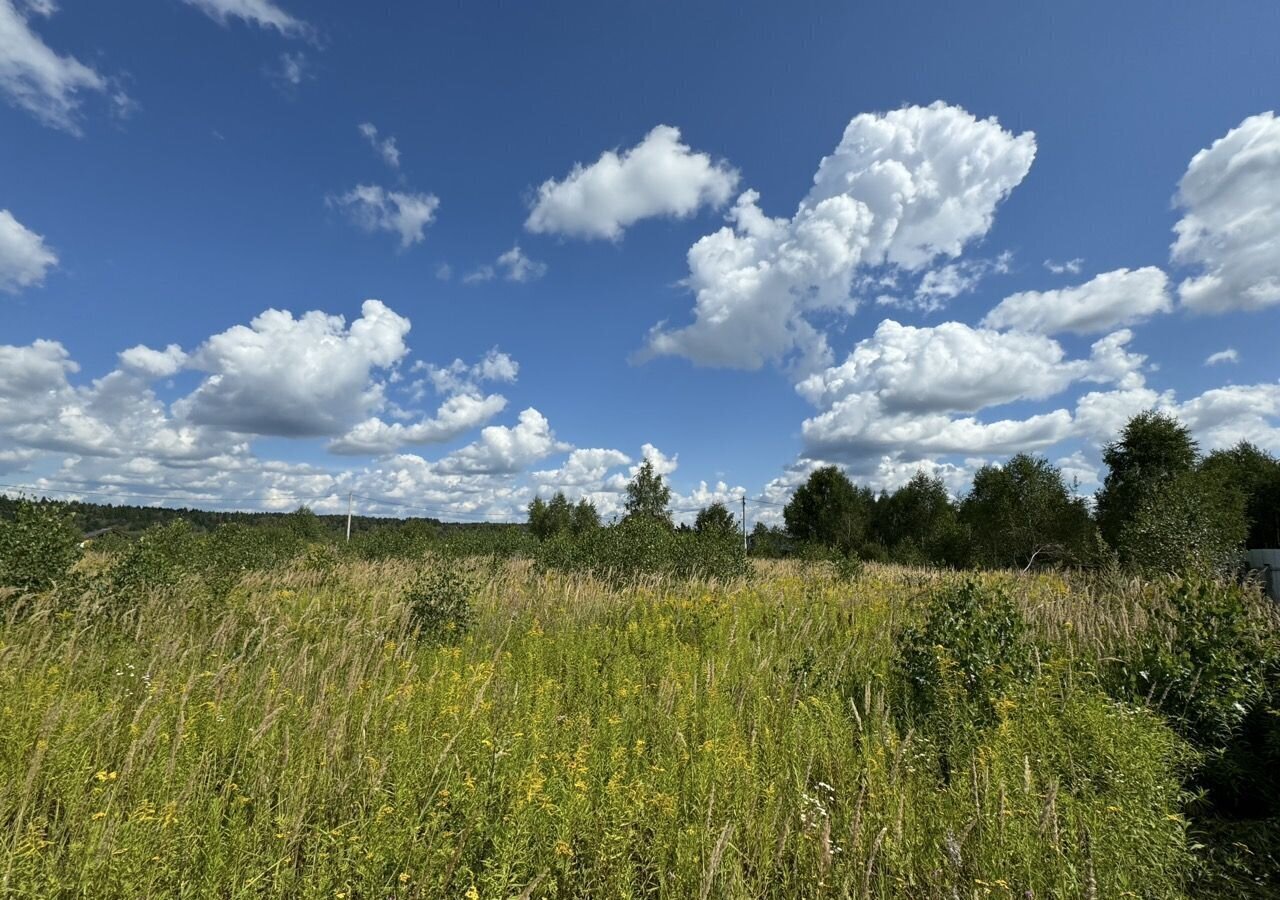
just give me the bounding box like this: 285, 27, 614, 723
348, 520, 438, 561
198, 523, 304, 597
1116, 578, 1276, 754
105, 519, 201, 598
896, 580, 1033, 745
535, 516, 747, 584
0, 499, 82, 594
403, 567, 476, 642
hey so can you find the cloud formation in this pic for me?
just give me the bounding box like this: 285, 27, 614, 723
795, 320, 1150, 464
0, 209, 57, 292
526, 125, 739, 240
1172, 111, 1280, 313
644, 102, 1036, 370
465, 245, 547, 283
179, 300, 411, 437
981, 267, 1171, 335
329, 185, 439, 248
0, 0, 115, 133
181, 0, 308, 38
358, 122, 400, 169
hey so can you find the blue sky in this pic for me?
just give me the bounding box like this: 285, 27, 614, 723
2, 0, 1279, 522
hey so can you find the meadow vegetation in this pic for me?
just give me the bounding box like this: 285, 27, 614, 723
1, 410, 1279, 897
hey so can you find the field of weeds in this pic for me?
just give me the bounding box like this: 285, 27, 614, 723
1, 557, 1275, 898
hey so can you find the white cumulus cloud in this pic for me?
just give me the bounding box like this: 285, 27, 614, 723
1205, 348, 1239, 366
796, 320, 1148, 465
329, 393, 508, 456
981, 267, 1171, 335
1172, 111, 1280, 313
0, 209, 57, 292
438, 408, 568, 475
178, 299, 411, 437
118, 343, 188, 378
526, 125, 739, 240
644, 102, 1036, 370
329, 185, 439, 249
465, 245, 546, 284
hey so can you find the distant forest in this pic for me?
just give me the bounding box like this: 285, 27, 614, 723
0, 495, 472, 539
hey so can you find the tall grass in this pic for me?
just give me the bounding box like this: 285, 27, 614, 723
0, 559, 1215, 897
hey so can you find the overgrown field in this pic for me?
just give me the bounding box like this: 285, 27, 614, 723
3, 551, 1278, 899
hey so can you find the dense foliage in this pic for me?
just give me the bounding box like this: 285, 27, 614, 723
960, 454, 1096, 569
0, 499, 81, 594
534, 515, 748, 583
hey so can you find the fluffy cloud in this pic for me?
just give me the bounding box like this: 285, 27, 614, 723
796, 321, 1150, 466
645, 102, 1036, 369
358, 122, 400, 169
331, 348, 519, 455
329, 393, 508, 455
179, 299, 411, 437
1205, 348, 1239, 366
118, 343, 188, 378
905, 254, 1011, 313
803, 398, 1074, 461
464, 245, 547, 284
0, 0, 115, 133
416, 348, 519, 398
1172, 111, 1280, 313
438, 408, 568, 475
0, 209, 57, 292
795, 320, 1137, 414
0, 338, 76, 426
532, 448, 631, 489
0, 339, 240, 461
329, 185, 439, 248
526, 125, 738, 240
1174, 383, 1280, 452
181, 0, 308, 37
981, 267, 1171, 335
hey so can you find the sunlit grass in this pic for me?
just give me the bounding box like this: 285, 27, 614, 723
0, 559, 1196, 897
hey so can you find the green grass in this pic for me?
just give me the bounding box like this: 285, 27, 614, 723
0, 559, 1225, 897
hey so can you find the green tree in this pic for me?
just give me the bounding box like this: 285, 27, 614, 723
1096, 411, 1199, 547
624, 459, 672, 525
546, 492, 573, 535
783, 466, 872, 554
570, 498, 600, 535
872, 471, 965, 565
527, 496, 551, 540
1200, 441, 1280, 549
528, 492, 575, 540
283, 505, 326, 541
960, 454, 1095, 569
1117, 471, 1247, 576
694, 501, 737, 537
748, 521, 791, 557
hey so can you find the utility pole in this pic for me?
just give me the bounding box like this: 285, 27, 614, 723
345, 491, 353, 543
742, 495, 748, 553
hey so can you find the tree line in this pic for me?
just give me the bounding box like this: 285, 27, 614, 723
527, 411, 1280, 574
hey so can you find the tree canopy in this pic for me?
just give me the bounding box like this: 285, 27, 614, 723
624, 459, 672, 525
